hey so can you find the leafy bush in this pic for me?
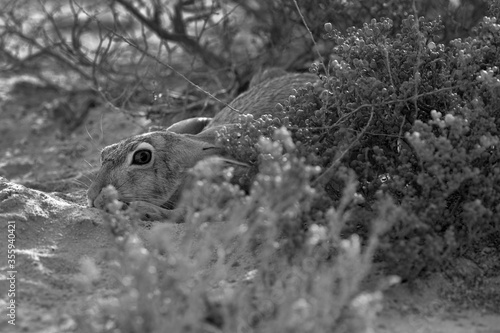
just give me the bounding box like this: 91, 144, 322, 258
218, 15, 500, 279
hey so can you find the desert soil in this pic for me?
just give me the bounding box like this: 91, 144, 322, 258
0, 74, 499, 333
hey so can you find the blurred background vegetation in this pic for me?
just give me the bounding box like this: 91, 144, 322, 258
0, 0, 493, 124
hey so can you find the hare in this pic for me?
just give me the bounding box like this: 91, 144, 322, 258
87, 72, 319, 220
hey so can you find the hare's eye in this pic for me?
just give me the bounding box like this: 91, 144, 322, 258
132, 149, 152, 165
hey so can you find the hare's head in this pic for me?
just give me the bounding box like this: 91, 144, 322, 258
87, 124, 224, 210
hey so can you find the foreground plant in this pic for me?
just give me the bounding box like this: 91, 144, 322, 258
78, 128, 396, 332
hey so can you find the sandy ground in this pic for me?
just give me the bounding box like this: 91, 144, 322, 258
0, 76, 499, 333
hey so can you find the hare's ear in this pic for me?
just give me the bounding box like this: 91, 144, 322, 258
177, 125, 244, 167
166, 117, 213, 134
189, 124, 239, 145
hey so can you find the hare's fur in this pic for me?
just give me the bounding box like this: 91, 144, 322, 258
87, 72, 319, 219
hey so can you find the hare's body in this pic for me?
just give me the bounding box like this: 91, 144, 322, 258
87, 72, 319, 219
209, 73, 317, 126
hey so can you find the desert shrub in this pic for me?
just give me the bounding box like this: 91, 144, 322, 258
75, 4, 500, 332
218, 15, 500, 279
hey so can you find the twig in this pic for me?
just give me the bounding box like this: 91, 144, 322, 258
397, 115, 407, 153
412, 0, 423, 121
306, 86, 456, 131
382, 46, 395, 89
74, 1, 241, 115
104, 29, 240, 114
114, 0, 228, 68
8, 29, 93, 81
313, 107, 375, 187
292, 0, 326, 73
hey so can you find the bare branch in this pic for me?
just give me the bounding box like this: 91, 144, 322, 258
115, 0, 228, 68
